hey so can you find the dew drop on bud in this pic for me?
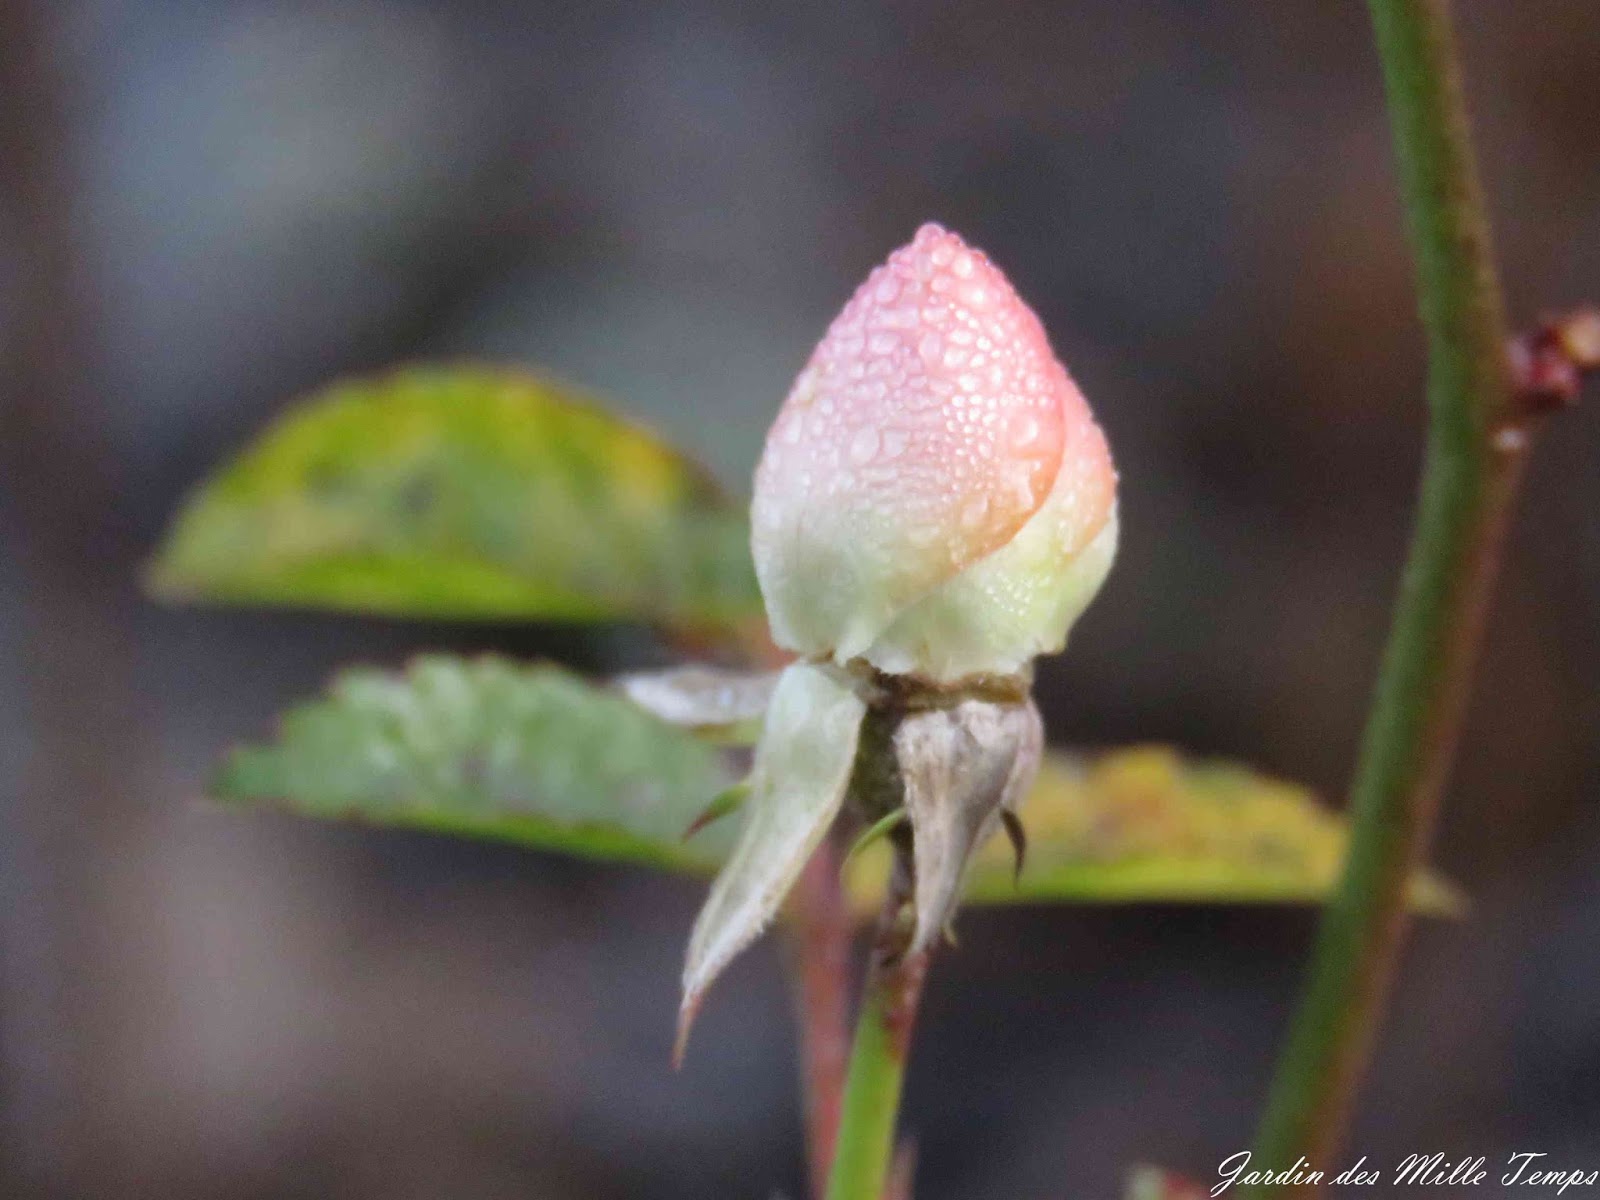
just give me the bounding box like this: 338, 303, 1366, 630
849, 427, 881, 466
1010, 411, 1041, 450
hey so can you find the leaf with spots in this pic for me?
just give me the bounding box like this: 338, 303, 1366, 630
213, 656, 743, 873
216, 668, 1463, 914
147, 366, 762, 639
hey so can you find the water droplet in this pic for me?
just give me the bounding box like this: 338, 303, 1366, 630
1008, 469, 1036, 508
868, 331, 898, 355
848, 427, 881, 465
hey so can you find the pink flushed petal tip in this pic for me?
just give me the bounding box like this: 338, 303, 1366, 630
752, 223, 1102, 662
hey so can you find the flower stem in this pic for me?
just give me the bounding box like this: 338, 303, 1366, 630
826, 866, 928, 1200
788, 836, 854, 1199
1251, 0, 1531, 1180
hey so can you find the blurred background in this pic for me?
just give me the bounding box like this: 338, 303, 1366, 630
2, 2, 1597, 1197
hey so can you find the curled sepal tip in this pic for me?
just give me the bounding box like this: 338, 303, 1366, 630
676, 661, 867, 1064
682, 780, 750, 842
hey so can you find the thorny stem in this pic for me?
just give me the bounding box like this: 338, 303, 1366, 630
826, 854, 929, 1200
1249, 0, 1573, 1184
786, 835, 854, 1199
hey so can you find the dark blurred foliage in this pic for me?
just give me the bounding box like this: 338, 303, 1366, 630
1, 2, 1597, 1197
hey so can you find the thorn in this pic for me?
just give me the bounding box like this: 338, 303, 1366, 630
885, 1138, 919, 1200
941, 920, 960, 949
1555, 306, 1600, 369
672, 991, 703, 1070
841, 807, 907, 876
1507, 304, 1600, 416
682, 780, 749, 841
1000, 809, 1028, 884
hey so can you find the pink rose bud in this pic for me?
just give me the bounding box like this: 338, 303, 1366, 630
751, 223, 1117, 683
676, 226, 1119, 1055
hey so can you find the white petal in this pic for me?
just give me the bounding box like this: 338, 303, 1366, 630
864, 492, 1119, 684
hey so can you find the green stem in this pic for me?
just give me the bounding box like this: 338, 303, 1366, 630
1250, 0, 1526, 1183
826, 875, 929, 1200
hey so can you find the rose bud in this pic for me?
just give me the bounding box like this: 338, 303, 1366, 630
677, 224, 1117, 1058
751, 221, 1117, 682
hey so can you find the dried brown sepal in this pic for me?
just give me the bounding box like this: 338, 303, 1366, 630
894, 696, 1043, 955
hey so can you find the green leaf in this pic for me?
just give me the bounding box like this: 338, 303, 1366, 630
846, 746, 1464, 916
218, 666, 1464, 917
214, 655, 742, 873
148, 366, 762, 636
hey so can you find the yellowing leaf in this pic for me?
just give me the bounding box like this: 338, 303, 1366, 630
148, 366, 761, 637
